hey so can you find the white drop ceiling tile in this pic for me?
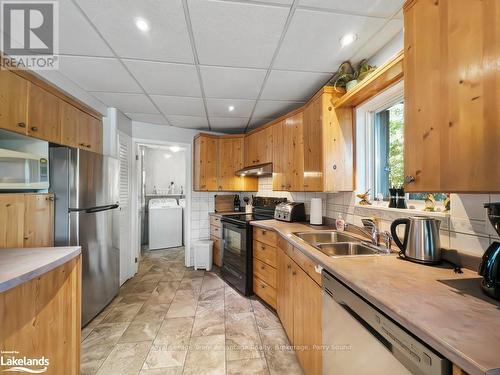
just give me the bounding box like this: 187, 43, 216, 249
59, 1, 113, 57
75, 0, 194, 63
166, 115, 208, 129
90, 92, 158, 114
209, 117, 249, 132
253, 100, 305, 118
125, 113, 168, 125
298, 0, 403, 18
261, 70, 331, 101
123, 60, 202, 97
188, 0, 289, 68
350, 19, 403, 63
59, 56, 141, 93
274, 9, 388, 72
200, 66, 267, 100
206, 98, 255, 118
258, 0, 294, 5
151, 95, 205, 116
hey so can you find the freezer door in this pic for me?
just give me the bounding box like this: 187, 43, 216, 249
72, 208, 120, 326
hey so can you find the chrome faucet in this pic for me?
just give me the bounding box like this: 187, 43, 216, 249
345, 218, 392, 252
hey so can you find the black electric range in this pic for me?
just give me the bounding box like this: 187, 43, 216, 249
220, 197, 286, 296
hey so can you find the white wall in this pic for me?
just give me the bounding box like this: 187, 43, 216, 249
103, 108, 132, 158
369, 30, 403, 68
143, 147, 186, 195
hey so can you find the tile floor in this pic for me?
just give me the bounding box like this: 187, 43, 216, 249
81, 247, 303, 375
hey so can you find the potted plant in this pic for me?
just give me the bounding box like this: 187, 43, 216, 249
329, 59, 376, 92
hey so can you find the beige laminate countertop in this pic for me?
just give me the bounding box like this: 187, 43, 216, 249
250, 219, 500, 375
0, 247, 81, 293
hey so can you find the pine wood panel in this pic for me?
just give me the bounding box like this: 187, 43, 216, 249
0, 195, 25, 248
253, 240, 277, 268
210, 235, 222, 267
218, 137, 257, 191
59, 100, 80, 148
291, 246, 322, 286
253, 276, 276, 309
78, 111, 102, 153
404, 0, 500, 192
272, 121, 286, 190
0, 255, 81, 375
276, 248, 294, 342
193, 135, 218, 191
253, 258, 277, 288
244, 126, 273, 167
23, 194, 54, 248
0, 69, 28, 135
293, 262, 322, 375
253, 227, 277, 247
303, 97, 324, 192
27, 83, 60, 143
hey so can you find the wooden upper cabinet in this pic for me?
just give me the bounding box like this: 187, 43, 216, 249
78, 111, 103, 153
0, 70, 28, 135
218, 137, 257, 192
0, 194, 25, 248
273, 113, 304, 191
404, 0, 500, 192
27, 82, 60, 142
59, 100, 80, 148
23, 194, 54, 247
303, 89, 354, 192
194, 135, 218, 191
244, 126, 273, 167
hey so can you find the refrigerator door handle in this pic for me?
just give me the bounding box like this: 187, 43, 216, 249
70, 204, 119, 214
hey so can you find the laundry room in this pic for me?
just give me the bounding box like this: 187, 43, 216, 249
139, 144, 186, 251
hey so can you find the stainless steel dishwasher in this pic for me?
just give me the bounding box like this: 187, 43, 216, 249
322, 270, 451, 375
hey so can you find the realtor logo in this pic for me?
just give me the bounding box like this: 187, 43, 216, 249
1, 1, 59, 70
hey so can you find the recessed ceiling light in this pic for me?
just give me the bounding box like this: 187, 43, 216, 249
169, 146, 182, 153
228, 106, 235, 112
339, 33, 357, 47
135, 17, 150, 32
163, 153, 171, 159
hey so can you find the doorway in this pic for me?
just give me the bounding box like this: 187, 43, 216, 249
130, 139, 192, 268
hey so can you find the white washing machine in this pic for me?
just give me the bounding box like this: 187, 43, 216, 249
148, 198, 183, 250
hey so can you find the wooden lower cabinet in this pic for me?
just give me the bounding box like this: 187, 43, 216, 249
210, 215, 222, 267
0, 255, 81, 374
211, 235, 221, 267
253, 234, 277, 309
0, 194, 54, 248
277, 244, 322, 375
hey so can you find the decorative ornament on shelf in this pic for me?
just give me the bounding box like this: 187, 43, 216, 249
424, 193, 436, 212
329, 59, 377, 93
357, 189, 372, 205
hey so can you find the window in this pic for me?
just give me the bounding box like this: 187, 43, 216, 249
356, 81, 446, 204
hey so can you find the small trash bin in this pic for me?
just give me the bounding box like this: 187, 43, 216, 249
193, 239, 213, 271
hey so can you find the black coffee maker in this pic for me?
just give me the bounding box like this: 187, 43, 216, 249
479, 202, 500, 301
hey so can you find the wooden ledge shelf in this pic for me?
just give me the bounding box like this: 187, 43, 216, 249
334, 50, 404, 109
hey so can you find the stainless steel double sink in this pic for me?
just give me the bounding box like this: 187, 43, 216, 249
292, 230, 390, 258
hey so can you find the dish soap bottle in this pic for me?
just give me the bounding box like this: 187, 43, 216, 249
335, 213, 345, 232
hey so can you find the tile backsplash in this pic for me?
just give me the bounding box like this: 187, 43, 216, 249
255, 177, 497, 258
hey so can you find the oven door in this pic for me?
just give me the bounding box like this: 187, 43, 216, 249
221, 219, 251, 295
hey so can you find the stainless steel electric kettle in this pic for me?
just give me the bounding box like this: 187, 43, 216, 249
390, 216, 442, 264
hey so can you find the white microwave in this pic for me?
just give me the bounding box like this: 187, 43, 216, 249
0, 148, 49, 190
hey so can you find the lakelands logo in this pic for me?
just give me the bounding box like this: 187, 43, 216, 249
0, 1, 59, 70
0, 351, 49, 373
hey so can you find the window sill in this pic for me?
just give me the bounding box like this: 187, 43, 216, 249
354, 203, 450, 218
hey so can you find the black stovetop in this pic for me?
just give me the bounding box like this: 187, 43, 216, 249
222, 196, 287, 224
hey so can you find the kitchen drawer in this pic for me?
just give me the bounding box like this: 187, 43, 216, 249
292, 246, 322, 286
211, 235, 222, 267
253, 276, 276, 309
210, 224, 222, 239
253, 227, 277, 247
210, 215, 222, 228
253, 240, 276, 268
278, 236, 294, 258
253, 258, 276, 288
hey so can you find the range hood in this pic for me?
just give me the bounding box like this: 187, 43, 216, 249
235, 163, 272, 177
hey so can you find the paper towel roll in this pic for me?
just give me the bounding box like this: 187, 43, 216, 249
310, 198, 323, 225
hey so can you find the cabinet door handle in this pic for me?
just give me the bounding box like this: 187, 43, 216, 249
260, 265, 265, 270
261, 246, 265, 250
17, 122, 26, 128
405, 175, 416, 184
31, 126, 38, 132
261, 283, 266, 289
86, 144, 91, 148
292, 271, 297, 276
287, 264, 291, 269
332, 164, 337, 170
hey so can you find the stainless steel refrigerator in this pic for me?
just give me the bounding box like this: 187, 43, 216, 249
49, 146, 120, 326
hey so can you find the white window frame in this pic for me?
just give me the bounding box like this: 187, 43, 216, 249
356, 80, 404, 200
